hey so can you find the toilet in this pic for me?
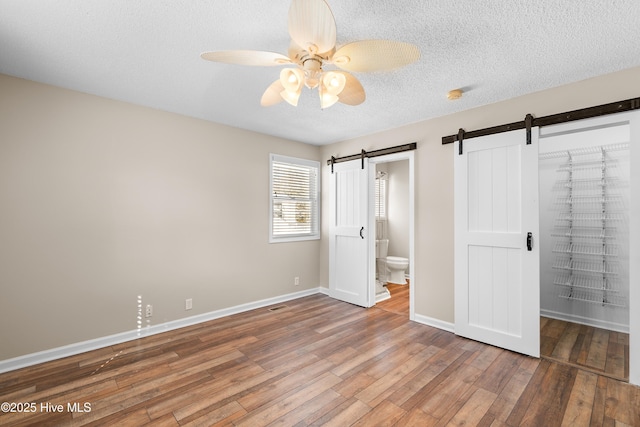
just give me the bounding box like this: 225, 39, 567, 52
376, 239, 409, 285
386, 256, 409, 285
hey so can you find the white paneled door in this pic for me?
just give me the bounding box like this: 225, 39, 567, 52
454, 129, 540, 357
329, 159, 373, 307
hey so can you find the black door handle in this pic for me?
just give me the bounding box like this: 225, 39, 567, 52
527, 232, 532, 251
360, 227, 364, 239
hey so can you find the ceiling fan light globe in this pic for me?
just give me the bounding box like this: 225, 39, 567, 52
280, 68, 304, 93
304, 69, 321, 89
280, 89, 301, 106
322, 71, 346, 95
320, 93, 339, 109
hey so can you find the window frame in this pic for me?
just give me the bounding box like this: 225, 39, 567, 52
269, 154, 320, 243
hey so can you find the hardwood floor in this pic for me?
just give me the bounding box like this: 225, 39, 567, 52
540, 316, 629, 382
376, 283, 409, 316
1, 294, 638, 426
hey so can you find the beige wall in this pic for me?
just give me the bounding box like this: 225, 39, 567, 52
320, 66, 640, 324
2, 65, 640, 364
0, 74, 321, 360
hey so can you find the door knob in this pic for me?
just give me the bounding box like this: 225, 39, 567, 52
360, 227, 364, 239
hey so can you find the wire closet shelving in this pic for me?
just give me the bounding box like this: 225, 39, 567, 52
540, 142, 629, 307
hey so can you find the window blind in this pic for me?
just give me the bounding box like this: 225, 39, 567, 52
375, 177, 386, 219
270, 155, 319, 241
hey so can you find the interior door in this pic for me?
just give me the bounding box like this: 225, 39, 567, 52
454, 128, 540, 357
329, 159, 372, 307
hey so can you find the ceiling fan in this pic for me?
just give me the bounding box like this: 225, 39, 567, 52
201, 0, 420, 109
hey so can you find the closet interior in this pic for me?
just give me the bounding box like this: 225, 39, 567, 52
539, 118, 630, 381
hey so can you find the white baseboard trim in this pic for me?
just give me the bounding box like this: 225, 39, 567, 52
376, 292, 391, 303
540, 309, 629, 334
0, 287, 321, 375
413, 314, 455, 333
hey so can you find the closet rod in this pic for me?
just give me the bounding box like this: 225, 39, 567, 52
326, 142, 417, 166
441, 97, 640, 145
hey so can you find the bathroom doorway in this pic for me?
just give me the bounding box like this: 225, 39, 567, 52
369, 151, 415, 319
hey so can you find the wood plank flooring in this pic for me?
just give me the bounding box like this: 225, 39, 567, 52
540, 316, 630, 382
376, 283, 409, 316
1, 294, 638, 426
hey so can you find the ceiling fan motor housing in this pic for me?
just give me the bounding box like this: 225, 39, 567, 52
302, 56, 323, 88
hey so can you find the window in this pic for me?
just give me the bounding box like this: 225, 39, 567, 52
375, 173, 387, 219
270, 154, 320, 242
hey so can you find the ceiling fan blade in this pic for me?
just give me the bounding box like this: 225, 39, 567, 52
288, 0, 336, 55
332, 40, 420, 72
337, 72, 365, 106
261, 80, 285, 106
201, 50, 291, 66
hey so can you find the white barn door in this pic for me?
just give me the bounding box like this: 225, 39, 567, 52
454, 129, 540, 357
329, 160, 372, 307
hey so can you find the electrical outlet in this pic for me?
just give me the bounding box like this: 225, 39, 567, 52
185, 298, 193, 310
294, 276, 300, 286
145, 304, 153, 318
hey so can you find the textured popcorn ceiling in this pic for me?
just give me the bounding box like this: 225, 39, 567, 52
1, 1, 640, 145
